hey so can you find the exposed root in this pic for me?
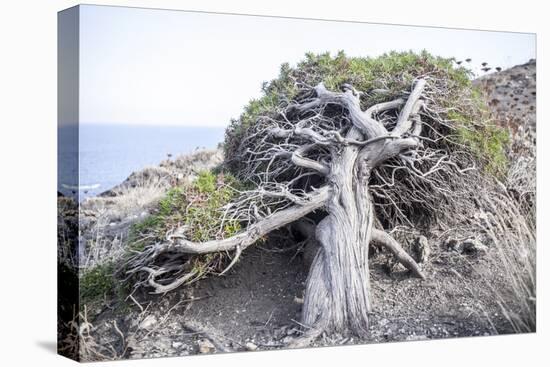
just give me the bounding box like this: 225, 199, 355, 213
126, 187, 330, 293
371, 229, 426, 279
287, 326, 324, 349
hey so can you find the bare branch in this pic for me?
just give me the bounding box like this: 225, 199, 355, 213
364, 98, 404, 130
392, 79, 427, 136
294, 83, 387, 139
291, 144, 330, 175
160, 186, 330, 255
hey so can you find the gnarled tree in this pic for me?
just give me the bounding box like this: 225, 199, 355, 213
125, 51, 509, 345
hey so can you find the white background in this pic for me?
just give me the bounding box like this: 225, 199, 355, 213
0, 0, 547, 366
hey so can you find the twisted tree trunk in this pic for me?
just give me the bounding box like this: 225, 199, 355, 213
128, 80, 429, 346
299, 81, 427, 340
302, 137, 375, 337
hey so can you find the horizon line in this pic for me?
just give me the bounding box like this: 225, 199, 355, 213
61, 122, 231, 128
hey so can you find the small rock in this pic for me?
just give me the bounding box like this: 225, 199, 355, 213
446, 238, 459, 251
293, 296, 304, 304
447, 238, 488, 255
245, 342, 258, 351
406, 334, 428, 341
282, 336, 294, 344
198, 338, 215, 354
172, 341, 183, 349
461, 239, 488, 254
413, 235, 430, 263
139, 315, 157, 330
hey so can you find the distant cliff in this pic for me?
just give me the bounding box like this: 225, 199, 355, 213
474, 59, 536, 132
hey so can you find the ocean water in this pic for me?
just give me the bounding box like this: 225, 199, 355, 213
58, 124, 226, 200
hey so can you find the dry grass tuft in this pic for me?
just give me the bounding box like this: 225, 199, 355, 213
58, 306, 121, 362
488, 126, 536, 333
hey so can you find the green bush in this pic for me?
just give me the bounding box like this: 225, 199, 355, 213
80, 262, 115, 304
129, 171, 243, 244
125, 171, 245, 284
224, 50, 509, 178
450, 109, 509, 176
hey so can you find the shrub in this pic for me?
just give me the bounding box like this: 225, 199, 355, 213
80, 262, 115, 304
129, 171, 242, 243
124, 171, 245, 288
224, 50, 509, 178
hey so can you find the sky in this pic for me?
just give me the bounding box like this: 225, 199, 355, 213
78, 5, 536, 127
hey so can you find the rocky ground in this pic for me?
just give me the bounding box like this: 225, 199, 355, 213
83, 231, 511, 360
65, 61, 536, 361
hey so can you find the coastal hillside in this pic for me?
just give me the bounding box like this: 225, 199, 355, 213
476, 60, 536, 211
474, 59, 536, 132
58, 59, 536, 361
77, 149, 223, 269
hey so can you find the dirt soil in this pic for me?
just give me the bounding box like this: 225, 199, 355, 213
88, 232, 515, 360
